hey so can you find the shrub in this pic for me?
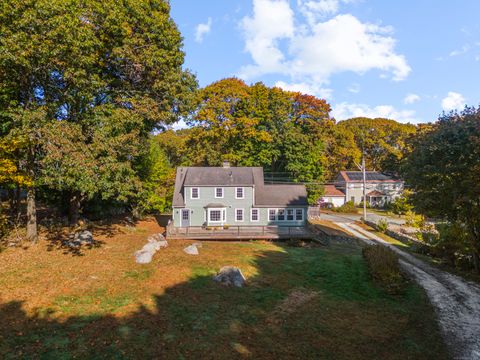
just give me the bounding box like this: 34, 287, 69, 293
362, 245, 407, 294
377, 219, 388, 233
405, 211, 424, 228
390, 192, 413, 215
333, 201, 358, 214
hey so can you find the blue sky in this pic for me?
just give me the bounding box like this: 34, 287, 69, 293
171, 0, 480, 124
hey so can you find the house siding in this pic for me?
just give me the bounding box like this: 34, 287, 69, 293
173, 185, 307, 227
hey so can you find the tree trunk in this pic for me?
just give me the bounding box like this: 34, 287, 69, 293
68, 191, 82, 226
473, 250, 480, 274
26, 187, 37, 243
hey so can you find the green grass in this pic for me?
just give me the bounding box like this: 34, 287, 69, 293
0, 240, 448, 359
53, 288, 134, 315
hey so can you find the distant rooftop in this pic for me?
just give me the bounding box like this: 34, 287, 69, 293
338, 171, 402, 183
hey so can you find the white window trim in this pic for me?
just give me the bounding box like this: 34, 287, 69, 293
208, 208, 226, 224
286, 208, 295, 221
295, 208, 304, 221
268, 208, 277, 221
235, 187, 245, 199
190, 187, 200, 199
235, 208, 244, 222
214, 187, 224, 199
277, 208, 286, 221
250, 208, 260, 222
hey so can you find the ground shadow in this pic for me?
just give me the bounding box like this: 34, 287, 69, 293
0, 243, 448, 359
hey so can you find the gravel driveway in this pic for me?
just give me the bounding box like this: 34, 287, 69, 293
339, 222, 480, 360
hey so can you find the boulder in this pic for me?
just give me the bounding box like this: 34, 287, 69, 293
74, 230, 94, 244
183, 244, 199, 255
135, 250, 153, 264
148, 233, 168, 249
213, 266, 246, 287
134, 234, 168, 264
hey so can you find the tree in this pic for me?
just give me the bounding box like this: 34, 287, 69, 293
403, 107, 480, 272
186, 79, 331, 200
337, 117, 416, 173
0, 0, 196, 231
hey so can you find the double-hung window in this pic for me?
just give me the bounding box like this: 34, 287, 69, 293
208, 209, 226, 222
235, 208, 244, 222
277, 209, 285, 221
215, 187, 224, 198
268, 209, 276, 221
235, 187, 244, 199
191, 187, 199, 199
251, 208, 259, 222
287, 209, 294, 221
295, 209, 303, 221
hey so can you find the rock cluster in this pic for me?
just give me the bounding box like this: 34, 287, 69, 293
213, 266, 246, 287
135, 233, 168, 264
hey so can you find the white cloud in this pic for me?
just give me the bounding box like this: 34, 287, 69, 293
332, 102, 419, 123
195, 18, 212, 43
347, 83, 360, 93
239, 1, 410, 97
298, 0, 354, 25
441, 92, 466, 111
404, 93, 420, 104
239, 0, 295, 78
449, 44, 470, 57
275, 80, 332, 99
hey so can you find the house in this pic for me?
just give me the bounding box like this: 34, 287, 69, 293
319, 185, 346, 207
168, 163, 309, 239
334, 171, 404, 207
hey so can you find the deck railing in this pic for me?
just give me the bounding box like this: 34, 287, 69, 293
166, 223, 310, 239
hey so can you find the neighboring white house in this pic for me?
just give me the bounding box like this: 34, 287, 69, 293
335, 171, 404, 207
320, 185, 346, 207
319, 171, 404, 208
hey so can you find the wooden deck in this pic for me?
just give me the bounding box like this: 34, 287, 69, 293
166, 223, 312, 240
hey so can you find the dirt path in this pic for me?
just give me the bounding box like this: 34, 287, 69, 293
340, 222, 480, 360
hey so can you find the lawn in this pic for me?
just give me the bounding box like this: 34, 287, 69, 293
0, 218, 448, 359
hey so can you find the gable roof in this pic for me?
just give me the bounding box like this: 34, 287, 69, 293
183, 167, 260, 186
172, 166, 308, 207
338, 171, 401, 183
255, 184, 308, 207
323, 185, 345, 197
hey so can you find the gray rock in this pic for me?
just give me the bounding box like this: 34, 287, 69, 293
183, 244, 199, 255
135, 250, 153, 264
213, 266, 246, 287
134, 234, 168, 264
148, 233, 168, 249
73, 230, 94, 245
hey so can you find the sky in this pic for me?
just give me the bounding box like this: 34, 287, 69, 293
170, 0, 480, 124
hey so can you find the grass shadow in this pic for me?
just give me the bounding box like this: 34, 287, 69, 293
0, 243, 448, 359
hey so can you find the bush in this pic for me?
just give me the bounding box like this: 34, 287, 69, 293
426, 222, 472, 270
333, 201, 358, 213
390, 192, 413, 215
377, 219, 388, 233
405, 211, 424, 228
362, 245, 407, 294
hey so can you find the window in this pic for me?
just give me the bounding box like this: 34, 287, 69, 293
269, 209, 276, 221
235, 187, 244, 199
295, 209, 303, 221
287, 209, 294, 221
251, 208, 259, 222
191, 187, 199, 199
182, 210, 189, 220
215, 187, 224, 198
277, 209, 285, 221
209, 210, 222, 222
235, 208, 244, 222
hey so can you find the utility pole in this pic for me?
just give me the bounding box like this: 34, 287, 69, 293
362, 153, 367, 221
355, 149, 368, 221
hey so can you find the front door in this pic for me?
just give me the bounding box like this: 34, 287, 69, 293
181, 209, 190, 227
